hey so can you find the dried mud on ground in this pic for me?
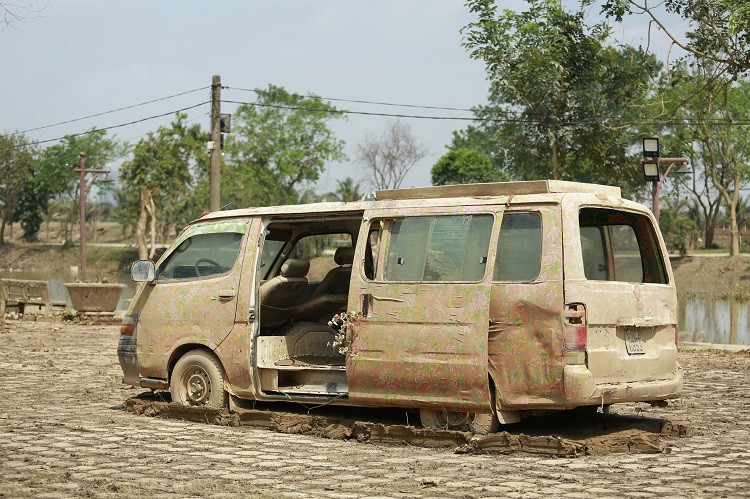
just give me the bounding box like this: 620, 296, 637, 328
1, 322, 750, 498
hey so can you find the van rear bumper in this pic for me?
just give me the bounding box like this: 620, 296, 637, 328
117, 336, 140, 387
563, 364, 683, 408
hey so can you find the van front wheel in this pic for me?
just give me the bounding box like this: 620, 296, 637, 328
419, 409, 499, 434
170, 350, 227, 409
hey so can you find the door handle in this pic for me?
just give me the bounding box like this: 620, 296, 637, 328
218, 290, 236, 300
371, 295, 404, 302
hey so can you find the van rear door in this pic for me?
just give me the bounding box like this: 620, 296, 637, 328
563, 204, 678, 385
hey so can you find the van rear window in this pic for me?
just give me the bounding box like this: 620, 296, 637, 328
579, 208, 667, 284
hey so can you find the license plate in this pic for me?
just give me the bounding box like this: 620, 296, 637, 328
625, 329, 645, 355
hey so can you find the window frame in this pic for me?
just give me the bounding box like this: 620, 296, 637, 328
365, 212, 497, 284
578, 206, 669, 285
155, 229, 247, 284
491, 210, 544, 284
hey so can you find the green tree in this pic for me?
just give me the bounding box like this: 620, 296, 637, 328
650, 65, 750, 255
117, 114, 208, 248
460, 0, 660, 196
224, 85, 347, 207
596, 0, 750, 77
23, 130, 123, 244
0, 133, 36, 244
323, 177, 363, 202
431, 148, 506, 186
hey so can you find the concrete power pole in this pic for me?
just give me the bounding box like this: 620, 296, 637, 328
209, 75, 222, 211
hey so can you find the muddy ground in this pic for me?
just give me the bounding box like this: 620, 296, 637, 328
1, 322, 749, 498
671, 255, 750, 298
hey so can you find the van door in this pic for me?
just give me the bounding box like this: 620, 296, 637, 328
137, 219, 250, 379
346, 208, 497, 412
563, 203, 678, 387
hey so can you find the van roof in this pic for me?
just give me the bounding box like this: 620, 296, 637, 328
199, 180, 624, 222
376, 180, 621, 200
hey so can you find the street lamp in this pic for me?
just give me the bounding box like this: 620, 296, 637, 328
639, 136, 689, 222
643, 161, 660, 182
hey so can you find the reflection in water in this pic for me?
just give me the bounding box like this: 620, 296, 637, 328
679, 296, 750, 346
0, 270, 136, 311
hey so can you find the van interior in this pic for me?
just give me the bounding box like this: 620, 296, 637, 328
254, 216, 376, 398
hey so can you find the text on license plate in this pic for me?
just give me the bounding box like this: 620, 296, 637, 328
625, 329, 645, 355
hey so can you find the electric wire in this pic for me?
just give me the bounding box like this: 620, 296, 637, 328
0, 101, 209, 152
224, 86, 474, 113
10, 86, 210, 137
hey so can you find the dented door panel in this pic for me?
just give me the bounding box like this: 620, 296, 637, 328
488, 206, 566, 409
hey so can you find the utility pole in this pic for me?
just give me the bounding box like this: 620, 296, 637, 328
641, 136, 689, 223
74, 152, 110, 282
209, 75, 222, 211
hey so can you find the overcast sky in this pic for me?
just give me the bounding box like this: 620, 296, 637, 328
0, 1, 688, 194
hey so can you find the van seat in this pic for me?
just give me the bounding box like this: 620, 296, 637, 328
312, 247, 354, 299
259, 259, 309, 328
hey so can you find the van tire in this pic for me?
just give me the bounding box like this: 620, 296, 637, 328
170, 350, 227, 409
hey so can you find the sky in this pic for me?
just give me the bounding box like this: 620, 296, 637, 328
0, 1, 689, 195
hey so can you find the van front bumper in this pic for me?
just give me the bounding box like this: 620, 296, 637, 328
117, 336, 140, 387
564, 364, 683, 408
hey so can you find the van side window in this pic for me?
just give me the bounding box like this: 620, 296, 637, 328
493, 212, 542, 282
158, 232, 243, 280
579, 208, 667, 284
384, 215, 492, 282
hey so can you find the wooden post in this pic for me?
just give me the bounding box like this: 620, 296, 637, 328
209, 75, 222, 211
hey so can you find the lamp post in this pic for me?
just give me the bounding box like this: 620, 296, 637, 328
73, 152, 110, 282
641, 137, 689, 222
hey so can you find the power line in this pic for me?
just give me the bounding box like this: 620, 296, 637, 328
10, 86, 210, 137
1, 101, 209, 152
223, 99, 750, 126
224, 86, 475, 113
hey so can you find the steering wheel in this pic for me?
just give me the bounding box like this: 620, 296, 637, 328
194, 258, 221, 276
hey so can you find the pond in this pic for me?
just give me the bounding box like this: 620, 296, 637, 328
0, 269, 137, 312
678, 296, 750, 346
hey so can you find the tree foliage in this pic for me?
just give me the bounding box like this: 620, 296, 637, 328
224, 85, 347, 207
595, 0, 750, 77
460, 0, 660, 196
431, 148, 506, 185
0, 133, 36, 244
117, 114, 208, 241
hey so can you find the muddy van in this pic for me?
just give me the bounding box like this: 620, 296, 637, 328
118, 180, 682, 432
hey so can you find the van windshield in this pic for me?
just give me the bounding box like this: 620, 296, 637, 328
579, 208, 667, 284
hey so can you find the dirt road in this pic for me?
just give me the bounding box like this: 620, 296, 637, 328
1, 322, 749, 498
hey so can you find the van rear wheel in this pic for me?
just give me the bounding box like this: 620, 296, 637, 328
419, 409, 499, 434
170, 350, 227, 409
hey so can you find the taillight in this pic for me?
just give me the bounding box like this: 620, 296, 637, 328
564, 303, 587, 351
120, 314, 136, 336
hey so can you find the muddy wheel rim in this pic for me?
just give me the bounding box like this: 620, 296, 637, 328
433, 411, 470, 429
183, 367, 211, 405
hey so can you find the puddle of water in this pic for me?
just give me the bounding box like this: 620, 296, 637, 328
0, 269, 136, 311
678, 296, 750, 346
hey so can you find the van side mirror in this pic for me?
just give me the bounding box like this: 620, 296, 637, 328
131, 260, 156, 283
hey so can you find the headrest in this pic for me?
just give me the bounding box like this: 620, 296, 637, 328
280, 259, 310, 278
334, 247, 355, 266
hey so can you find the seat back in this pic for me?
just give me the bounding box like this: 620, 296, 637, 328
259, 259, 310, 327
312, 247, 354, 299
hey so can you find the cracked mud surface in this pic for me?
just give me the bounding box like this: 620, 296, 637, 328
1, 321, 749, 498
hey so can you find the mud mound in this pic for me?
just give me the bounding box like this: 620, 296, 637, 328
123, 396, 691, 457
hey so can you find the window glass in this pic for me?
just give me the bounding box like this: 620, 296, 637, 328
493, 212, 542, 282
260, 239, 285, 279
365, 229, 381, 280
158, 232, 243, 280
384, 215, 492, 282
580, 226, 608, 281
610, 225, 643, 282
579, 208, 667, 284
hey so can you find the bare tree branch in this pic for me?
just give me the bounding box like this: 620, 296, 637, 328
357, 120, 428, 191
